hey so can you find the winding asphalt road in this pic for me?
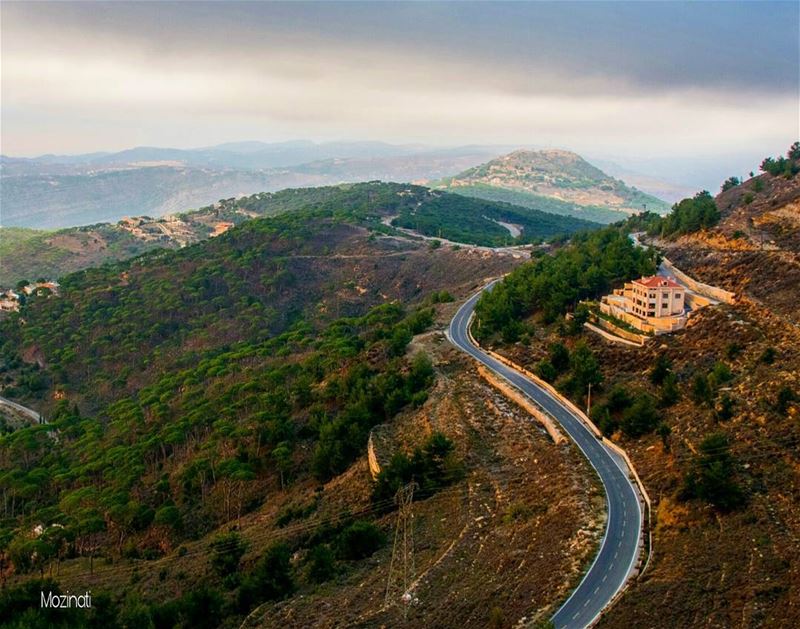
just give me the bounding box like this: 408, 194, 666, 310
447, 282, 642, 628
0, 394, 43, 424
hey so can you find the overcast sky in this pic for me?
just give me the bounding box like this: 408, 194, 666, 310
2, 1, 798, 160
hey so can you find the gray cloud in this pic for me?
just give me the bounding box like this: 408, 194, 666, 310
1, 1, 797, 157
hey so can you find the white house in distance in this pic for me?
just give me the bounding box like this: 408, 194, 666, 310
600, 275, 687, 334
0, 290, 20, 312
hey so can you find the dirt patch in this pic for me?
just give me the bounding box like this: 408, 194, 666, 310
48, 231, 107, 253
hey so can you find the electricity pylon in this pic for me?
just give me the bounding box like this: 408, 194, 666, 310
385, 481, 418, 617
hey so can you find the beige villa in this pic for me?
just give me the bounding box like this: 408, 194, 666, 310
600, 275, 687, 334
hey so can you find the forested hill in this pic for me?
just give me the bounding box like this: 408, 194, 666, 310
1, 202, 511, 413
0, 182, 597, 286
0, 203, 516, 626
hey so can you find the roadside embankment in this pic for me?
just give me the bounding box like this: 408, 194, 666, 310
476, 365, 566, 445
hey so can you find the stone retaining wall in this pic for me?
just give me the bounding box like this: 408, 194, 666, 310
662, 257, 736, 304
367, 431, 382, 480
589, 313, 648, 345
477, 365, 566, 445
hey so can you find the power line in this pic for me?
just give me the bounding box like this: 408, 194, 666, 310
13, 427, 800, 587
385, 481, 418, 617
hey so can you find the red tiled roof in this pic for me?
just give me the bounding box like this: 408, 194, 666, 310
633, 275, 682, 289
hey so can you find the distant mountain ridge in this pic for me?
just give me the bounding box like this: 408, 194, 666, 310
2, 140, 417, 170
2, 142, 679, 230
0, 140, 482, 174
437, 149, 671, 224
1, 142, 503, 229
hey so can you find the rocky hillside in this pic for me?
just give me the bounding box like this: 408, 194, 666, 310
598, 161, 800, 626
657, 162, 800, 323
437, 149, 671, 223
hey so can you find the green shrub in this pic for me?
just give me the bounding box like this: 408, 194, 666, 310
659, 372, 680, 408
591, 384, 633, 436
725, 343, 743, 359
236, 543, 295, 612
759, 347, 776, 364
179, 585, 223, 629
681, 433, 745, 511
721, 176, 740, 192
502, 501, 535, 523
306, 544, 337, 583
760, 144, 800, 178
776, 386, 798, 415
535, 359, 557, 383
567, 341, 603, 396
209, 532, 247, 578
154, 505, 182, 531
656, 422, 672, 450
548, 342, 570, 373
650, 353, 672, 385
620, 393, 659, 438
691, 373, 712, 407
336, 521, 386, 560
371, 432, 461, 504
715, 394, 736, 422
708, 362, 733, 388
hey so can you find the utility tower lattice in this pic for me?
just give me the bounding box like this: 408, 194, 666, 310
385, 481, 418, 617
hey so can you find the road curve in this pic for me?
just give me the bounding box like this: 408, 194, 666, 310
0, 394, 43, 424
447, 282, 642, 629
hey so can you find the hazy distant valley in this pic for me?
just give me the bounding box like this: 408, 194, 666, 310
2, 141, 695, 231
0, 142, 500, 229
